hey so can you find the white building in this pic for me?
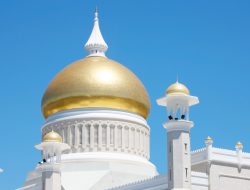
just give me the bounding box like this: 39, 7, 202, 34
18, 10, 250, 190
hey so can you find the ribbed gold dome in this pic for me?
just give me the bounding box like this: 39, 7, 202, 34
166, 81, 190, 95
42, 56, 150, 118
42, 131, 62, 143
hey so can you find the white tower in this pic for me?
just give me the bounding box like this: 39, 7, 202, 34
35, 131, 70, 190
157, 81, 199, 190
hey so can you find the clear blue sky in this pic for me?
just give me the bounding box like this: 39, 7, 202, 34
0, 0, 250, 189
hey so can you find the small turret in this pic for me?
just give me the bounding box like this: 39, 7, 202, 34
157, 80, 199, 190
35, 131, 70, 190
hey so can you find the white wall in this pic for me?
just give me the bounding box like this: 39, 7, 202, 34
210, 163, 250, 190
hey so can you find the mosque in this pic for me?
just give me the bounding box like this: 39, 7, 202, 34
18, 10, 250, 190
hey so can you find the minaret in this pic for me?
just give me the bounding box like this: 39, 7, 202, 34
35, 131, 70, 190
157, 81, 199, 190
84, 9, 108, 57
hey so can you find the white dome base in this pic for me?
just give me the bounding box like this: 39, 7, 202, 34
60, 152, 157, 190
20, 152, 157, 190
20, 109, 157, 190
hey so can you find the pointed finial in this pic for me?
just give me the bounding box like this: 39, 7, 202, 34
176, 74, 179, 83
95, 7, 98, 21
85, 9, 108, 57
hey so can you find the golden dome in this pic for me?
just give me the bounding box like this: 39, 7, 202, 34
166, 81, 190, 95
42, 131, 62, 143
42, 56, 150, 118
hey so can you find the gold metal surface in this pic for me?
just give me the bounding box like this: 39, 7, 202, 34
236, 141, 243, 149
166, 81, 190, 95
206, 136, 212, 141
205, 136, 213, 144
42, 131, 62, 143
42, 56, 150, 118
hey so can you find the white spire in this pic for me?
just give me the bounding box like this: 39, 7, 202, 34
85, 9, 108, 57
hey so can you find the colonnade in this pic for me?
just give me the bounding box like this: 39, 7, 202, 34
43, 119, 150, 159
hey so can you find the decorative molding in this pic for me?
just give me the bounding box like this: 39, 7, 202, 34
108, 172, 208, 190
45, 109, 148, 127
37, 163, 61, 173
42, 110, 150, 159
191, 146, 250, 169
163, 120, 193, 132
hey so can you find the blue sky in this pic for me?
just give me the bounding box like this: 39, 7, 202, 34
0, 0, 250, 189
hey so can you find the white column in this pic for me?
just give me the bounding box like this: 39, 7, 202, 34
90, 123, 94, 150
67, 127, 71, 151
173, 104, 178, 119
56, 151, 61, 163
41, 164, 61, 190
63, 127, 67, 144
137, 129, 141, 154
140, 130, 143, 154
82, 124, 86, 149
134, 129, 138, 153
165, 121, 193, 190
114, 125, 118, 150
186, 106, 190, 121
147, 132, 150, 159
98, 124, 102, 150
43, 150, 48, 160
61, 129, 64, 143
107, 124, 110, 150
143, 131, 146, 157
128, 127, 132, 152
74, 125, 79, 150
124, 126, 129, 151
132, 128, 136, 153
122, 126, 125, 151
